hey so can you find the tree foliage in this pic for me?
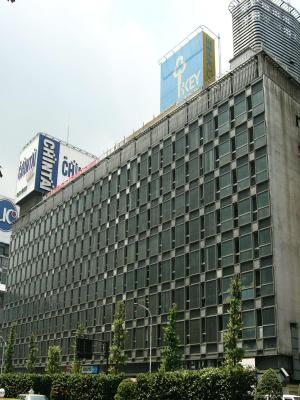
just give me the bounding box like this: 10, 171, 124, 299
159, 303, 181, 372
254, 369, 283, 400
45, 346, 61, 374
4, 323, 16, 373
109, 301, 127, 375
26, 334, 38, 374
223, 275, 244, 369
71, 324, 85, 374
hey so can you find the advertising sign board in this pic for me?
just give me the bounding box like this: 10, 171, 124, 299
16, 135, 39, 203
16, 133, 96, 203
160, 31, 216, 112
0, 197, 19, 245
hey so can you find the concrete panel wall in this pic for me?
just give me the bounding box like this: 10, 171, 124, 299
265, 75, 300, 355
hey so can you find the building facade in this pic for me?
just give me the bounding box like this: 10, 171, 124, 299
229, 0, 300, 81
3, 51, 300, 377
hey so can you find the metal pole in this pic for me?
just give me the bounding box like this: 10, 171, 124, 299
134, 303, 153, 373
0, 337, 6, 374
105, 341, 109, 375
218, 33, 222, 76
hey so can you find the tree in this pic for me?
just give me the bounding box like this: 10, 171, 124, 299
255, 369, 283, 400
71, 324, 85, 374
109, 301, 127, 375
45, 345, 61, 374
223, 275, 244, 369
159, 303, 181, 372
26, 334, 38, 373
4, 323, 16, 373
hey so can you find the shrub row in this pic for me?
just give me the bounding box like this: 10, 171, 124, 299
50, 374, 124, 400
115, 368, 256, 400
0, 374, 53, 398
0, 368, 256, 400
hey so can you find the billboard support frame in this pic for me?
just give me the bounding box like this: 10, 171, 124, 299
159, 25, 221, 76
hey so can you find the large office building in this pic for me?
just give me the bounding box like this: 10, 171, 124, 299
229, 0, 300, 80
3, 48, 300, 377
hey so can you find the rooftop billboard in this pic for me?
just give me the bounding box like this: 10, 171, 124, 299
16, 133, 97, 204
160, 31, 216, 112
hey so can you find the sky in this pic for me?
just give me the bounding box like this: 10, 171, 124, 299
0, 0, 299, 199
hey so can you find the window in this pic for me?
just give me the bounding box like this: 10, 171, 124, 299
235, 124, 248, 157
238, 197, 251, 225
151, 146, 160, 172
162, 229, 172, 252
175, 223, 185, 247
162, 200, 172, 222
206, 280, 217, 306
189, 156, 199, 181
221, 240, 234, 267
189, 218, 200, 243
140, 153, 149, 179
255, 155, 268, 183
259, 227, 272, 257
240, 233, 253, 262
219, 139, 230, 158
190, 250, 201, 275
205, 245, 216, 270
253, 116, 265, 148
190, 187, 199, 211
150, 178, 160, 199
163, 138, 173, 166
188, 123, 200, 151
219, 171, 232, 198
218, 103, 229, 127
204, 179, 215, 205
175, 255, 185, 279
237, 162, 250, 191
175, 131, 185, 159
257, 190, 270, 219
203, 115, 214, 144
252, 81, 264, 108
161, 260, 172, 283
262, 308, 275, 325
204, 212, 216, 237
175, 194, 185, 216
220, 204, 233, 232
234, 92, 247, 118
162, 171, 172, 194
175, 163, 185, 187
204, 148, 214, 173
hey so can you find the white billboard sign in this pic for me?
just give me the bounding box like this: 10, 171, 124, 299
16, 133, 96, 204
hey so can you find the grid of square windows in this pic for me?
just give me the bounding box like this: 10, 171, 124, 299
4, 79, 277, 365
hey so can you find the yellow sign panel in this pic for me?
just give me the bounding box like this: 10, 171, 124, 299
203, 32, 216, 86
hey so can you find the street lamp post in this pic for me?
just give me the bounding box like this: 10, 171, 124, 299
0, 337, 6, 374
134, 303, 152, 373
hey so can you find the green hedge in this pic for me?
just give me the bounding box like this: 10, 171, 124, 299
0, 374, 53, 398
0, 369, 256, 400
50, 374, 124, 400
115, 368, 256, 400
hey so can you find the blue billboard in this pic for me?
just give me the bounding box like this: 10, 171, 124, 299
160, 31, 215, 112
35, 134, 61, 193
0, 198, 18, 232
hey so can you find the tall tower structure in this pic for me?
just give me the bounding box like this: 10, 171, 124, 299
229, 0, 300, 80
